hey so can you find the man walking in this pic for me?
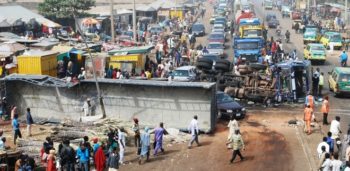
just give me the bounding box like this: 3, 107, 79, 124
330, 116, 342, 150
330, 153, 342, 171
319, 72, 324, 97
304, 104, 313, 135
151, 122, 168, 156
12, 114, 21, 145
322, 96, 330, 125
312, 71, 320, 98
139, 127, 151, 164
227, 129, 245, 164
188, 115, 200, 148
132, 118, 141, 154
227, 116, 239, 149
26, 108, 34, 137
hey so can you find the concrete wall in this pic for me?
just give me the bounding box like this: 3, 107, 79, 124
7, 80, 216, 132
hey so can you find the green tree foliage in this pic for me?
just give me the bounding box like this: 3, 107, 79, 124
38, 0, 95, 18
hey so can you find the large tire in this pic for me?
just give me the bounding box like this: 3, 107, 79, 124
249, 63, 267, 71
215, 63, 230, 72
197, 61, 212, 70
216, 59, 231, 65
215, 59, 231, 72
198, 57, 213, 65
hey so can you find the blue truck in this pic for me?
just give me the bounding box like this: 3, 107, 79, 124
233, 37, 265, 64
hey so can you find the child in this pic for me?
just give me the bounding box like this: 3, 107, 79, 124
107, 147, 120, 171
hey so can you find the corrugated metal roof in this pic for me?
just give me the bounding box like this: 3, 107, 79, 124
82, 78, 216, 89
19, 50, 58, 57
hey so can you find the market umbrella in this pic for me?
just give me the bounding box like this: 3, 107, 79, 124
0, 20, 11, 28
82, 18, 99, 26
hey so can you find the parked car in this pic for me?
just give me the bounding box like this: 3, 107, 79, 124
303, 27, 320, 44
216, 91, 246, 119
210, 14, 219, 24
213, 20, 226, 30
212, 24, 225, 33
172, 66, 198, 82
191, 23, 206, 37
266, 13, 276, 22
267, 19, 279, 28
281, 6, 291, 18
207, 42, 225, 57
328, 67, 350, 97
208, 32, 225, 45
215, 17, 230, 28
319, 31, 343, 50
303, 43, 327, 64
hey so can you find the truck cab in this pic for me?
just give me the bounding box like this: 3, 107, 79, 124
238, 18, 263, 38
233, 38, 264, 63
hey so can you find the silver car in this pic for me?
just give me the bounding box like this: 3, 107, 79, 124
172, 66, 197, 82
207, 42, 225, 57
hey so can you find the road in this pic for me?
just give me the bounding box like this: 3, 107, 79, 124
195, 0, 350, 169
253, 0, 350, 135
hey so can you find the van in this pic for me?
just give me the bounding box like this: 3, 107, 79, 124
328, 67, 350, 96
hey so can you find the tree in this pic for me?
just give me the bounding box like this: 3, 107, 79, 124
38, 0, 95, 19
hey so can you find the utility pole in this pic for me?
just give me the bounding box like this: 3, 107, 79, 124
71, 12, 107, 120
346, 0, 348, 25
133, 0, 137, 41
110, 0, 115, 43
307, 0, 310, 15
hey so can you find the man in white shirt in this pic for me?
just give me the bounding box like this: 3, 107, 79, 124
317, 137, 330, 158
331, 153, 342, 171
321, 153, 331, 171
330, 116, 342, 140
188, 115, 200, 148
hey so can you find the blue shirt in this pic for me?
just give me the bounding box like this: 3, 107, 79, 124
76, 147, 89, 163
93, 143, 100, 154
12, 118, 19, 130
326, 137, 334, 151
341, 53, 348, 61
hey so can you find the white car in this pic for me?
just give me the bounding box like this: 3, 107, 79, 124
207, 42, 225, 57
172, 66, 198, 82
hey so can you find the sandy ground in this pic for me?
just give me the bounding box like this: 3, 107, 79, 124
0, 108, 312, 171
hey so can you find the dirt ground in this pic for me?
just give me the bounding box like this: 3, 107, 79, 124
0, 106, 317, 171
119, 112, 304, 171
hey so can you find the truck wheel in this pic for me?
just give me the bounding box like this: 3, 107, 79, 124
197, 62, 212, 70
215, 59, 231, 72
216, 59, 231, 65
249, 63, 267, 70
245, 93, 262, 102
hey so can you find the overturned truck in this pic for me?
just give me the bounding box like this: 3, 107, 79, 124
196, 58, 311, 103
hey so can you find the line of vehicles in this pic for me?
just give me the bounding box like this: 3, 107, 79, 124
302, 25, 343, 64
